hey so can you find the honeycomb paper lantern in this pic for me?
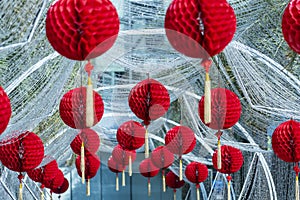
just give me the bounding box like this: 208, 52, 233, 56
76, 153, 100, 196
282, 0, 300, 54
112, 145, 137, 167
107, 156, 126, 191
198, 88, 241, 130
59, 87, 104, 129
116, 120, 145, 151
185, 162, 208, 200
272, 119, 300, 163
151, 146, 174, 192
0, 86, 11, 134
139, 158, 160, 196
46, 0, 120, 61
0, 131, 44, 172
165, 171, 185, 199
165, 0, 236, 59
51, 178, 69, 195
128, 78, 170, 126
70, 128, 100, 155
43, 170, 65, 190
27, 159, 59, 184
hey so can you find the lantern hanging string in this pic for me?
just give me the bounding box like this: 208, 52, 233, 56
81, 142, 85, 184
227, 175, 232, 200
85, 60, 94, 127
294, 164, 300, 200
201, 59, 212, 124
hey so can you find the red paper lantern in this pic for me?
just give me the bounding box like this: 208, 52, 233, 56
70, 128, 100, 155
46, 0, 120, 61
282, 0, 300, 54
0, 131, 44, 172
165, 171, 185, 189
0, 86, 11, 134
51, 178, 69, 194
27, 159, 59, 184
272, 119, 300, 163
198, 88, 241, 130
139, 158, 160, 196
108, 156, 125, 174
128, 78, 170, 126
116, 120, 145, 150
43, 170, 65, 190
165, 0, 236, 59
185, 162, 208, 185
165, 126, 196, 156
151, 146, 174, 169
212, 145, 243, 174
75, 154, 100, 179
59, 87, 104, 129
112, 144, 137, 167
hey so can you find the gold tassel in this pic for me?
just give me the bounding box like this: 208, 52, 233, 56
116, 174, 119, 191
19, 182, 23, 200
228, 180, 231, 200
217, 139, 222, 169
196, 186, 200, 200
173, 190, 176, 200
179, 158, 183, 181
40, 190, 44, 200
122, 170, 126, 186
296, 175, 299, 200
86, 76, 94, 128
148, 179, 151, 197
81, 142, 85, 184
86, 179, 90, 196
129, 155, 132, 177
162, 173, 166, 192
204, 72, 211, 124
145, 128, 149, 158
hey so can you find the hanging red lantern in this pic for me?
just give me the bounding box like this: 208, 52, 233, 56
150, 146, 174, 192
116, 120, 145, 176
107, 156, 126, 191
59, 87, 104, 129
46, 0, 120, 61
272, 119, 300, 200
43, 169, 65, 190
185, 162, 208, 200
70, 128, 100, 155
0, 131, 44, 200
165, 0, 236, 59
129, 78, 170, 158
282, 0, 300, 54
212, 145, 243, 200
165, 125, 196, 180
0, 86, 11, 134
139, 158, 160, 196
199, 88, 241, 170
51, 178, 69, 195
76, 153, 100, 196
27, 159, 59, 184
165, 171, 185, 200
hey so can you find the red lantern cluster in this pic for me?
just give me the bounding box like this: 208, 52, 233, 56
212, 145, 243, 174
165, 0, 236, 59
0, 86, 11, 134
282, 0, 300, 54
198, 88, 241, 130
46, 0, 120, 61
59, 87, 104, 129
70, 128, 100, 155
